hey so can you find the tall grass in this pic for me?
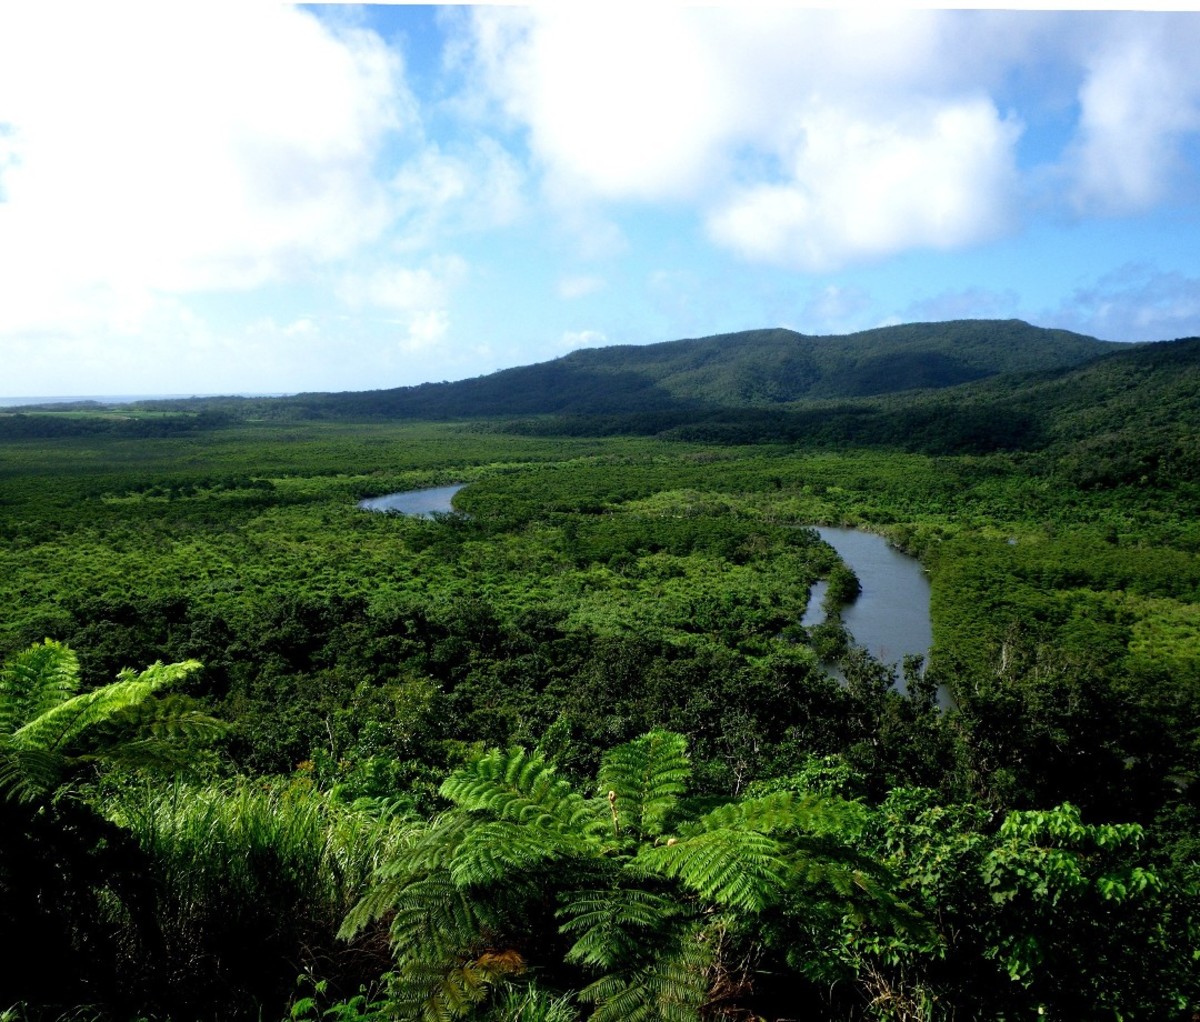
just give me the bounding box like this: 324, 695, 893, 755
101, 778, 411, 1022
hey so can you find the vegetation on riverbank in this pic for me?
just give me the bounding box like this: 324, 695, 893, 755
1, 324, 1198, 1020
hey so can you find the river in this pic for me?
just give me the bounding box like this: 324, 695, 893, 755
356, 483, 465, 516
358, 489, 935, 693
803, 526, 936, 697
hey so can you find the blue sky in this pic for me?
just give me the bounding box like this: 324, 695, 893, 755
1, 5, 1199, 397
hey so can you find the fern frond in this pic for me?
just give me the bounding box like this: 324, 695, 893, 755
636, 827, 788, 912
0, 742, 63, 802
340, 812, 478, 940
580, 924, 712, 1022
441, 748, 595, 837
596, 729, 690, 840
0, 639, 79, 733
388, 874, 499, 966
559, 886, 682, 969
13, 659, 201, 754
448, 819, 573, 886
690, 790, 863, 839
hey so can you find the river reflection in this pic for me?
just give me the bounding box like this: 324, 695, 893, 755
357, 484, 464, 517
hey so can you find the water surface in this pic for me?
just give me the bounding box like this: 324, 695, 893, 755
804, 526, 939, 701
357, 484, 464, 517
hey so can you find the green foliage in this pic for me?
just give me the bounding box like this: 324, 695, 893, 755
344, 732, 891, 1022
596, 728, 689, 840
2, 376, 1200, 1021
0, 639, 218, 803
832, 789, 1195, 1021
103, 777, 407, 1021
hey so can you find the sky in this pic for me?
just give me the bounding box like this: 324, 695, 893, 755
1, 4, 1199, 397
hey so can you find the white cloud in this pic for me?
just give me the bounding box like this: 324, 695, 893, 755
337, 255, 467, 359
800, 285, 873, 334
399, 309, 452, 353
1066, 16, 1200, 214
557, 275, 606, 300
339, 255, 468, 314
708, 98, 1022, 271
0, 5, 408, 339
462, 9, 1027, 269
389, 138, 525, 250
903, 287, 1022, 324
1050, 263, 1200, 341
466, 7, 736, 202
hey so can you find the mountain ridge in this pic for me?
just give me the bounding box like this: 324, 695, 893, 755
247, 318, 1122, 420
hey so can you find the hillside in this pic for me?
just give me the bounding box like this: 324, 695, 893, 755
302, 319, 1114, 418
645, 333, 1200, 462
119, 319, 1114, 422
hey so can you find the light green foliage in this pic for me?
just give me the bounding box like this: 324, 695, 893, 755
1, 411, 1199, 1019
0, 638, 217, 801
102, 776, 410, 1020
596, 728, 689, 840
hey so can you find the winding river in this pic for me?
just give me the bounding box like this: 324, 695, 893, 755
359, 489, 935, 694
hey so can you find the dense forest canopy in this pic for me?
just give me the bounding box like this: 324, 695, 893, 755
0, 321, 1197, 1021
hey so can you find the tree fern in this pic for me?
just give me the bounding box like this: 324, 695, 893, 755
579, 922, 713, 1022
347, 730, 902, 1022
560, 887, 682, 970
636, 827, 790, 913
440, 747, 597, 837
0, 639, 79, 734
0, 641, 217, 803
596, 728, 690, 840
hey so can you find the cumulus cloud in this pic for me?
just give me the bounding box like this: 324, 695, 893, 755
390, 138, 525, 250
0, 5, 407, 339
708, 98, 1022, 271
903, 287, 1023, 324
558, 275, 606, 300
461, 9, 1028, 270
799, 285, 874, 335
1049, 263, 1200, 341
465, 7, 736, 202
1066, 15, 1200, 214
337, 255, 467, 356
338, 255, 468, 314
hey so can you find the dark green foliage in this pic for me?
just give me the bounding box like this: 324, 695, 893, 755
343, 732, 894, 1022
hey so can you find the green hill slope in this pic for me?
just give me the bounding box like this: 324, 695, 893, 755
257, 319, 1117, 420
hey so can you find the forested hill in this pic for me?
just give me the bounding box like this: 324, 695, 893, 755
291, 319, 1112, 418
638, 333, 1200, 464
127, 318, 1115, 421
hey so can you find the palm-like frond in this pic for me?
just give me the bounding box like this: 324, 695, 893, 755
597, 728, 690, 840
13, 659, 202, 754
441, 747, 597, 837
692, 789, 863, 838
0, 639, 79, 734
448, 819, 573, 886
0, 742, 62, 803
636, 827, 790, 913
579, 922, 713, 1022
560, 886, 682, 970
0, 643, 212, 803
347, 730, 903, 1022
